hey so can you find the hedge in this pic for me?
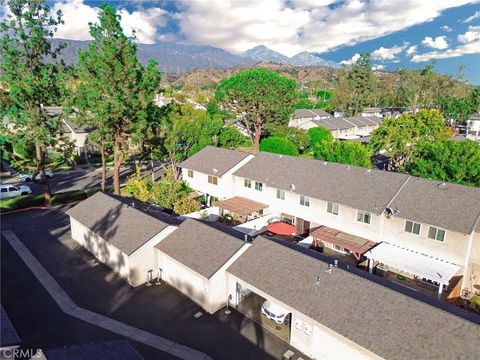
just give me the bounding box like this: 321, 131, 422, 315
0, 187, 102, 212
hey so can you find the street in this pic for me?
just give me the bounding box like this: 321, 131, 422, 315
0, 164, 167, 195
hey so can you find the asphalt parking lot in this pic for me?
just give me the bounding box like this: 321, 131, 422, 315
1, 206, 301, 360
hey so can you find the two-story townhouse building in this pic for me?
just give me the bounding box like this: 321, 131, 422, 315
288, 108, 331, 128
180, 147, 480, 293
178, 146, 254, 205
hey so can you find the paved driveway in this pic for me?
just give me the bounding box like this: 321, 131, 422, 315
1, 206, 303, 360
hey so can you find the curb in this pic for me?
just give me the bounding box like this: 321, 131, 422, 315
0, 206, 50, 215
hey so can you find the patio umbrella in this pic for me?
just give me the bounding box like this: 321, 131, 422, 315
267, 222, 296, 236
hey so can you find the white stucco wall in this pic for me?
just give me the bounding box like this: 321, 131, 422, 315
128, 226, 178, 287
226, 273, 382, 360
70, 217, 131, 284
182, 154, 254, 200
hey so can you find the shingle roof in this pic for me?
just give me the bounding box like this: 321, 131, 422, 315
310, 109, 331, 117
312, 119, 338, 131
0, 305, 20, 348
389, 177, 480, 234
365, 115, 383, 124
233, 152, 409, 214
293, 109, 316, 119
343, 116, 368, 127
63, 119, 92, 133
327, 117, 356, 130
66, 192, 176, 255
179, 146, 251, 177
227, 237, 480, 360
155, 218, 246, 279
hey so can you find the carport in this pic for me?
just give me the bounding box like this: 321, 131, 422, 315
234, 283, 291, 342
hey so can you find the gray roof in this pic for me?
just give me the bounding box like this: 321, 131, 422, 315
327, 117, 356, 130
365, 115, 383, 124
389, 177, 480, 234
233, 152, 409, 214
293, 109, 316, 119
44, 106, 63, 115
309, 109, 331, 117
312, 119, 338, 131
155, 218, 246, 279
179, 146, 250, 177
63, 119, 92, 133
1, 305, 20, 347
357, 116, 378, 126
227, 237, 480, 360
343, 116, 369, 127
66, 192, 176, 255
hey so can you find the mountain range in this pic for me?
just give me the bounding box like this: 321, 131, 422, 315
52, 39, 339, 73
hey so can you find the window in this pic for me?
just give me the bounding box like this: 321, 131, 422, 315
405, 220, 421, 235
187, 170, 193, 178
244, 179, 251, 188
327, 202, 339, 215
428, 226, 446, 242
255, 182, 263, 191
276, 189, 285, 200
1, 188, 7, 193
300, 195, 310, 207
208, 175, 218, 185
357, 210, 371, 224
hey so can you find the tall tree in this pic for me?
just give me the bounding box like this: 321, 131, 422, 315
72, 4, 161, 194
348, 53, 377, 116
0, 0, 66, 203
215, 68, 298, 153
369, 109, 451, 170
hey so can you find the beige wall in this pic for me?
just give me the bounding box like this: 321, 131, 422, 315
227, 273, 382, 360
70, 217, 131, 284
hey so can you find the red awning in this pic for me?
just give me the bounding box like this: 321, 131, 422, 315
267, 222, 296, 236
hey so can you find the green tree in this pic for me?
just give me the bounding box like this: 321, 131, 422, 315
326, 141, 371, 168
124, 166, 153, 203
438, 96, 476, 123
217, 126, 246, 149
260, 137, 299, 156
404, 140, 480, 187
369, 109, 451, 170
348, 54, 377, 115
307, 127, 334, 147
266, 124, 310, 152
215, 68, 298, 152
0, 0, 66, 202
72, 4, 161, 195
162, 103, 223, 176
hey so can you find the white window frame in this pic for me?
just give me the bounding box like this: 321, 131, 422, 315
255, 181, 263, 191
208, 175, 218, 185
357, 210, 371, 224
300, 195, 310, 207
276, 189, 285, 200
326, 202, 339, 215
428, 226, 446, 242
404, 220, 421, 235
244, 179, 252, 188
187, 169, 193, 178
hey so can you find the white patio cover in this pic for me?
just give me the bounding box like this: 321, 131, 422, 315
363, 242, 460, 285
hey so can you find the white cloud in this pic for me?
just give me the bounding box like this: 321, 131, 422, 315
340, 53, 361, 65
372, 64, 385, 70
458, 25, 480, 43
463, 10, 480, 23
406, 45, 418, 55
412, 40, 480, 62
371, 44, 405, 60
422, 36, 449, 49
176, 0, 476, 55
441, 25, 452, 32
51, 0, 168, 44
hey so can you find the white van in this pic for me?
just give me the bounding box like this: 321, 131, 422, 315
0, 184, 32, 199
261, 300, 290, 324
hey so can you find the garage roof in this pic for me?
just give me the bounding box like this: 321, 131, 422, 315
155, 218, 246, 279
179, 146, 251, 177
67, 192, 177, 255
227, 237, 479, 360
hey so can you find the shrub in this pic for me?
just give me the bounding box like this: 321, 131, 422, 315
49, 190, 87, 205
259, 137, 299, 156
0, 194, 45, 212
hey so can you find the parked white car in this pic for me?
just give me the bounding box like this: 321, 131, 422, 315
261, 300, 290, 324
0, 184, 32, 199
19, 170, 53, 182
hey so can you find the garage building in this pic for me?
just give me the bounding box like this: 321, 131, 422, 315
155, 218, 250, 313
67, 192, 179, 287
226, 237, 479, 360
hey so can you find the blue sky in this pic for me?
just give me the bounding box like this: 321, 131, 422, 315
5, 1, 478, 84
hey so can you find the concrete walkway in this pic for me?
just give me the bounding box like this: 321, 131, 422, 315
2, 230, 213, 360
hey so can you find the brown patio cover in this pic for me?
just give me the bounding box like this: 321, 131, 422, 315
311, 225, 377, 259
217, 196, 268, 216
